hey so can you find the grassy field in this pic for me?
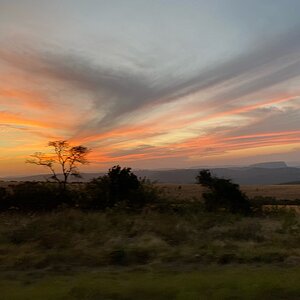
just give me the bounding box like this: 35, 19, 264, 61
1, 208, 300, 269
1, 267, 300, 299
159, 184, 300, 200
1, 183, 300, 298
2, 181, 300, 200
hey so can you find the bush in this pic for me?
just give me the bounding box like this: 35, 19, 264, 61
7, 182, 64, 211
0, 166, 160, 212
0, 187, 9, 210
84, 166, 160, 210
196, 169, 251, 215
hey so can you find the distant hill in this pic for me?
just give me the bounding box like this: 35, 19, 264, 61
278, 181, 300, 185
3, 164, 300, 185
3, 173, 104, 183
249, 161, 287, 168
136, 167, 300, 185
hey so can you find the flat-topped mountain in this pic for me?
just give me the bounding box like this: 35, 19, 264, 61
249, 161, 288, 169
136, 167, 300, 185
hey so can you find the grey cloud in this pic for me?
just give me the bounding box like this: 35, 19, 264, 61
1, 25, 300, 134
208, 60, 300, 106
0, 45, 169, 128
109, 144, 156, 158
160, 26, 300, 105
244, 106, 284, 118
229, 107, 300, 137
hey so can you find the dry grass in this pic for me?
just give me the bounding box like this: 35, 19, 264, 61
1, 207, 300, 271
2, 181, 300, 200
158, 183, 300, 201
1, 182, 300, 298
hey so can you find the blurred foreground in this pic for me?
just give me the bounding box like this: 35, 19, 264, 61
1, 267, 300, 299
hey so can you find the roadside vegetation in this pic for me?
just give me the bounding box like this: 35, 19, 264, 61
1, 204, 300, 271
1, 165, 300, 272
1, 140, 300, 299
2, 267, 300, 300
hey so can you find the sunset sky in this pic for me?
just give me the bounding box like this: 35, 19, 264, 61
1, 0, 300, 176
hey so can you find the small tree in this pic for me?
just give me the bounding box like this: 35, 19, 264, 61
27, 140, 90, 190
196, 169, 251, 214
85, 165, 159, 210
107, 165, 140, 203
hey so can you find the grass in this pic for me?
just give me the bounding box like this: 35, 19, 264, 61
158, 183, 300, 201
2, 182, 300, 200
1, 267, 300, 299
1, 186, 300, 299
1, 207, 300, 270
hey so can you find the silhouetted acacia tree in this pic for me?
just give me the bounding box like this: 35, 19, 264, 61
27, 140, 90, 190
196, 169, 251, 214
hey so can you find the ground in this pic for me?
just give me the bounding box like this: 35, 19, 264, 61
159, 183, 300, 200
2, 267, 300, 299
0, 183, 300, 299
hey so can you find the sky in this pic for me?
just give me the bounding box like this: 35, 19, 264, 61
0, 0, 300, 176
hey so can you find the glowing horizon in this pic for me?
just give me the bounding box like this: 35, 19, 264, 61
1, 0, 300, 176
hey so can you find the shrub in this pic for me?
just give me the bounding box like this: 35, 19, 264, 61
107, 165, 140, 201
8, 182, 64, 211
84, 166, 160, 210
0, 187, 9, 211
196, 169, 251, 215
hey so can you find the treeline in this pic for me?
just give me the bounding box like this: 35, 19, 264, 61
0, 166, 160, 212
1, 165, 289, 215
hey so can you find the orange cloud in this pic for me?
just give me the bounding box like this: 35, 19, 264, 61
1, 43, 300, 175
0, 111, 55, 128
0, 88, 53, 110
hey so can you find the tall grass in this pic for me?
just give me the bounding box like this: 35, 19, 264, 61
0, 207, 300, 271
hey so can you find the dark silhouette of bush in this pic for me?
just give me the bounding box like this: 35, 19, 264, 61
107, 165, 140, 204
0, 187, 9, 211
1, 166, 159, 212
84, 165, 159, 210
196, 169, 251, 214
8, 182, 65, 211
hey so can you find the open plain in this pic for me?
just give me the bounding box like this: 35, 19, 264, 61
159, 184, 300, 201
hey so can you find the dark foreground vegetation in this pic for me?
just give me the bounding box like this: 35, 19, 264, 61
1, 166, 300, 299
0, 166, 159, 212
2, 267, 300, 300
1, 207, 300, 299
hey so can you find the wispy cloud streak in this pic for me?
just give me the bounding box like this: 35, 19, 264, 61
0, 2, 300, 173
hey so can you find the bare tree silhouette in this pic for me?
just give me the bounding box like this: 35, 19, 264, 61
27, 140, 90, 190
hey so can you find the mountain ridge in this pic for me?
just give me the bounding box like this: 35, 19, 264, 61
2, 163, 300, 185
